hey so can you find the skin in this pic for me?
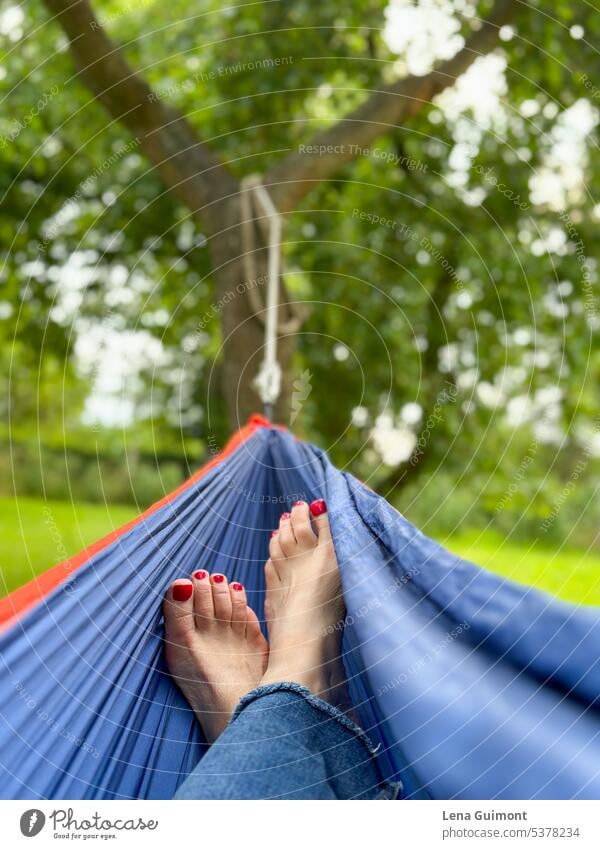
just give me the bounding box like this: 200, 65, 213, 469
163, 500, 345, 744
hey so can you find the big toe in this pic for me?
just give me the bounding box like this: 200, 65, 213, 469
246, 606, 269, 667
309, 499, 331, 538
163, 580, 195, 644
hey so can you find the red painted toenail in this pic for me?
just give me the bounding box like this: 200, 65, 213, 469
270, 530, 278, 537
281, 512, 291, 520
295, 500, 305, 506
232, 582, 243, 591
309, 499, 327, 516
212, 574, 225, 584
193, 570, 208, 580
172, 583, 193, 602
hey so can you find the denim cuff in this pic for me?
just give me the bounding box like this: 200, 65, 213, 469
231, 681, 401, 800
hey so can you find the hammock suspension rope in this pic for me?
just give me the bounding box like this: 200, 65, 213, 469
240, 176, 285, 420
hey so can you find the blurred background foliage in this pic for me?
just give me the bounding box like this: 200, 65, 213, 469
0, 0, 599, 599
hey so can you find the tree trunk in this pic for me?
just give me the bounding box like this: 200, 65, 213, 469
208, 196, 297, 428
42, 0, 519, 435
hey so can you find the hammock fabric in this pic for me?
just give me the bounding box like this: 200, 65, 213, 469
0, 415, 598, 800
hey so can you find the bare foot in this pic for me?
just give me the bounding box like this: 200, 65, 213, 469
261, 499, 347, 702
163, 571, 268, 743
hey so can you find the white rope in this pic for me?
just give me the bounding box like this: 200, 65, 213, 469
241, 176, 283, 410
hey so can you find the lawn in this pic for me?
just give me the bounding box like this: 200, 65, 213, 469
0, 496, 136, 597
1, 497, 599, 606
442, 531, 600, 606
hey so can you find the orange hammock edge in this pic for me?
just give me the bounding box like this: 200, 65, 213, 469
0, 415, 278, 629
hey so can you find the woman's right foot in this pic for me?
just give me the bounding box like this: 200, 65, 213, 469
261, 499, 347, 703
163, 571, 268, 743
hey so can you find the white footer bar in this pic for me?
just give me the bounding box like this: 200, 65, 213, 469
1, 799, 598, 848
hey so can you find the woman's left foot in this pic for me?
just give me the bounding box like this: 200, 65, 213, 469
163, 571, 268, 743
260, 500, 347, 704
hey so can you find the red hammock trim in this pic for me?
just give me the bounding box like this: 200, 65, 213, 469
0, 414, 276, 629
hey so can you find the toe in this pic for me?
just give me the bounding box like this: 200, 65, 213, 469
246, 606, 262, 640
278, 511, 296, 556
269, 530, 284, 565
246, 607, 268, 667
290, 500, 317, 549
211, 573, 232, 623
163, 580, 195, 643
230, 581, 247, 636
309, 499, 331, 539
192, 569, 213, 629
265, 559, 280, 587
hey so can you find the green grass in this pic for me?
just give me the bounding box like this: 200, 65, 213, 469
0, 496, 136, 596
1, 497, 598, 606
441, 530, 600, 606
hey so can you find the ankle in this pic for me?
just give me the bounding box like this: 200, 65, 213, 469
261, 661, 332, 701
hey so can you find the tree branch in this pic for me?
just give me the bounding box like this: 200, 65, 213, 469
267, 0, 519, 214
43, 0, 238, 231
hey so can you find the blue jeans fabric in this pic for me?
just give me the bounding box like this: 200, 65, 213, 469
175, 682, 400, 800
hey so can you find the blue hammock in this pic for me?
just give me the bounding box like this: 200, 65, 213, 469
0, 419, 598, 799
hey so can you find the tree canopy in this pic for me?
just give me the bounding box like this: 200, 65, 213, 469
1, 1, 598, 533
